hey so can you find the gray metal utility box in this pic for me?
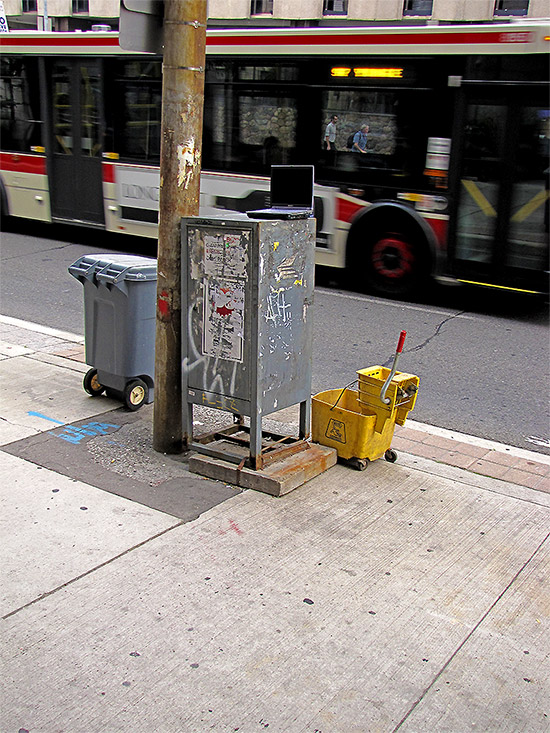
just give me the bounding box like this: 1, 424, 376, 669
181, 215, 316, 468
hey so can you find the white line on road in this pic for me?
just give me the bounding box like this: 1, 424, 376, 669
315, 287, 477, 320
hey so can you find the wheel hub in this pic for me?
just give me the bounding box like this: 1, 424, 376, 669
90, 374, 102, 391
129, 385, 145, 405
372, 237, 414, 279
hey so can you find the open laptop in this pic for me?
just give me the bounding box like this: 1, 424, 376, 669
247, 165, 314, 220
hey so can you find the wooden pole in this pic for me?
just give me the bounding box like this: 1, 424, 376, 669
153, 0, 207, 454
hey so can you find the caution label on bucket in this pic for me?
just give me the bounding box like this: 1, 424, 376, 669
326, 419, 347, 444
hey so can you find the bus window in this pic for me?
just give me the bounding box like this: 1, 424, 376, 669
105, 59, 162, 164
455, 104, 504, 263
507, 107, 549, 270
52, 63, 73, 155
238, 64, 299, 82
0, 58, 43, 153
204, 86, 298, 174
318, 89, 427, 182
238, 94, 296, 168
80, 65, 101, 157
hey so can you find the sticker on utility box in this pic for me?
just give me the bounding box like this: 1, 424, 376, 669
204, 232, 248, 279
203, 279, 245, 362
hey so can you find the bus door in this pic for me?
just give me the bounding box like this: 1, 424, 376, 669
452, 89, 549, 292
48, 60, 105, 225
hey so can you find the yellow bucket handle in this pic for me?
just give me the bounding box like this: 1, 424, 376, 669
330, 379, 358, 410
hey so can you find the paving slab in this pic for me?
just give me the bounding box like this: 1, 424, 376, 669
2, 405, 241, 520
398, 537, 549, 733
2, 461, 548, 732
0, 451, 180, 618
0, 353, 120, 445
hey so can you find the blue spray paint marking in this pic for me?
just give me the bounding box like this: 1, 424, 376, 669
27, 413, 118, 444
27, 411, 65, 425
55, 422, 119, 445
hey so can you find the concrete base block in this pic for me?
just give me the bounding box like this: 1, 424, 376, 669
188, 442, 338, 496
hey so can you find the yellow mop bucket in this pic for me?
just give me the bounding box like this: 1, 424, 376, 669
357, 366, 419, 433
312, 330, 419, 470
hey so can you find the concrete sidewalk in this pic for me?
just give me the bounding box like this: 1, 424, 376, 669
1, 316, 549, 732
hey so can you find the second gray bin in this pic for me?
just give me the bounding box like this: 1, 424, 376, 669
69, 253, 157, 410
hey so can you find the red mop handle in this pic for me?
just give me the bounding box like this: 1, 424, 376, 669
397, 330, 407, 354
380, 330, 407, 405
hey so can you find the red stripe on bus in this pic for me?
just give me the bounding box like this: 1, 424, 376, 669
102, 163, 116, 183
0, 36, 120, 47
0, 152, 46, 175
337, 197, 364, 223
207, 31, 533, 47
425, 215, 448, 248
1, 30, 534, 51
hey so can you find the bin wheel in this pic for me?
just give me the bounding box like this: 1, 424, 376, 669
349, 457, 369, 471
83, 368, 105, 397
123, 379, 148, 411
385, 449, 398, 463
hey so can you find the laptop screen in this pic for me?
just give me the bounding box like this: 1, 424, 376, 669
270, 165, 314, 209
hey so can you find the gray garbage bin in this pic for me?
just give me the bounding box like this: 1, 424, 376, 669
68, 253, 157, 410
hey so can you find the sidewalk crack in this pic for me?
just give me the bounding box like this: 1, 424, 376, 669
2, 521, 185, 621
391, 531, 550, 731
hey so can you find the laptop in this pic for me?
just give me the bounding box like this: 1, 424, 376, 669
247, 165, 314, 220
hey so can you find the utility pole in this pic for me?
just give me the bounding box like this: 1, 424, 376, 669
153, 0, 207, 454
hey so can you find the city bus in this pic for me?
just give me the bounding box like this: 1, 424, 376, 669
1, 23, 549, 296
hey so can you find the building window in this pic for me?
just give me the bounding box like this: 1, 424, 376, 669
323, 0, 348, 15
22, 0, 37, 12
494, 0, 529, 15
403, 0, 433, 16
250, 0, 273, 15
72, 0, 89, 13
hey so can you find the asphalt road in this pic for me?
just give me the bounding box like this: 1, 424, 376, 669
1, 219, 549, 454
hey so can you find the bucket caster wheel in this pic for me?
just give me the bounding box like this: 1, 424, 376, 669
385, 449, 398, 463
83, 368, 105, 397
123, 378, 148, 411
349, 457, 369, 471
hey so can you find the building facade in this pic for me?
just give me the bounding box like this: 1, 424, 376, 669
3, 0, 549, 32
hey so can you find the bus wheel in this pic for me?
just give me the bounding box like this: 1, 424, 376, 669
360, 228, 428, 297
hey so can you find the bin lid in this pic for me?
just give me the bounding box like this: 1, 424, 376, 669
95, 255, 157, 284
69, 254, 157, 284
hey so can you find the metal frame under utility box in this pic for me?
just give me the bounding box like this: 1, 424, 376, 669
181, 215, 316, 470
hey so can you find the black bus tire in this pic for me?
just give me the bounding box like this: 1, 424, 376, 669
349, 222, 429, 298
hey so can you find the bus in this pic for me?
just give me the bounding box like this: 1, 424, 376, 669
1, 23, 549, 296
